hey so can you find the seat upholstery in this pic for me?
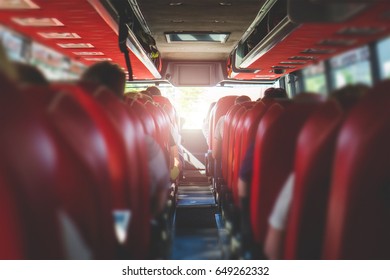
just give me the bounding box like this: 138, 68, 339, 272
231, 102, 267, 206
250, 101, 319, 251
221, 104, 244, 182
0, 74, 64, 259
210, 95, 237, 154
284, 100, 343, 259
323, 80, 390, 259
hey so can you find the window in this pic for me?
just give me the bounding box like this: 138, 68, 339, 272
330, 45, 372, 88
164, 83, 279, 129
376, 36, 390, 80
302, 61, 327, 94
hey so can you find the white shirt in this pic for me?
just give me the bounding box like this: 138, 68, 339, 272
268, 173, 295, 230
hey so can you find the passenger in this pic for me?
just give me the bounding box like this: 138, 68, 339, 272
146, 86, 161, 96
263, 84, 369, 260
13, 62, 49, 86
80, 62, 170, 217
80, 61, 126, 100
212, 95, 251, 160
262, 87, 288, 100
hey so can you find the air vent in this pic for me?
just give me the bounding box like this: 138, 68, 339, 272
58, 43, 94, 48
337, 26, 385, 36
84, 57, 112, 61
12, 17, 64, 26
0, 0, 39, 9
289, 56, 317, 61
272, 65, 296, 69
301, 48, 335, 54
38, 32, 81, 39
280, 61, 306, 65
318, 39, 356, 47
73, 51, 105, 56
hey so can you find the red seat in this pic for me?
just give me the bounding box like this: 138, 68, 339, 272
231, 102, 267, 206
0, 74, 64, 259
250, 101, 320, 254
91, 86, 152, 258
284, 100, 343, 259
221, 104, 245, 182
129, 100, 157, 138
152, 95, 177, 126
33, 84, 119, 257
145, 101, 171, 153
323, 80, 390, 259
210, 95, 237, 154
226, 106, 247, 190
0, 169, 26, 259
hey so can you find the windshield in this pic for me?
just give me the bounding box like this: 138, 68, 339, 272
126, 82, 279, 129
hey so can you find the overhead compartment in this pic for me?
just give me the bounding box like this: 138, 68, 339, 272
230, 0, 390, 80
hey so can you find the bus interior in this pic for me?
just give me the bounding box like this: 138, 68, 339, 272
1, 0, 390, 260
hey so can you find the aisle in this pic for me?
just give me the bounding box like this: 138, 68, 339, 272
170, 171, 222, 260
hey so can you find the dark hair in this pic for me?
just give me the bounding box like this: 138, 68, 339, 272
14, 62, 49, 86
146, 86, 161, 96
330, 84, 369, 111
81, 61, 126, 98
262, 87, 288, 99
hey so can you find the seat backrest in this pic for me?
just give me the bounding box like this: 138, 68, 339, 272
0, 170, 26, 259
152, 95, 177, 126
221, 104, 244, 181
284, 100, 343, 259
322, 80, 390, 259
129, 100, 157, 138
0, 74, 64, 259
226, 106, 247, 190
93, 87, 151, 258
210, 95, 237, 152
145, 101, 171, 153
231, 102, 267, 206
250, 101, 319, 248
47, 84, 128, 258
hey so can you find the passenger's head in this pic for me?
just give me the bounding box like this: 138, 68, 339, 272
262, 87, 288, 100
81, 61, 126, 99
235, 95, 251, 104
330, 84, 369, 111
146, 86, 161, 96
13, 62, 49, 86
